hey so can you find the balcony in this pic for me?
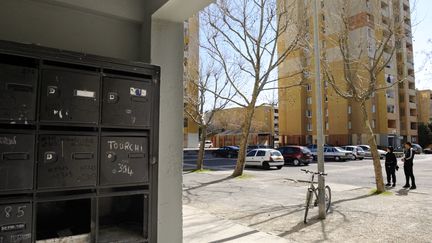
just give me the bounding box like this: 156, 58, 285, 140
388, 119, 397, 129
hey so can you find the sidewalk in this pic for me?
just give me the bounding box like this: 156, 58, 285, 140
183, 205, 289, 243
183, 166, 432, 242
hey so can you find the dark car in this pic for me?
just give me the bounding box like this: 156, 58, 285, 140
424, 148, 432, 154
247, 145, 272, 151
212, 146, 239, 158
277, 146, 312, 166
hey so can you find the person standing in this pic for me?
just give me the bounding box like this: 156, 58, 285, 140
384, 146, 397, 187
402, 142, 416, 190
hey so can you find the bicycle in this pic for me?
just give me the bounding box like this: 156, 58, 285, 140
301, 169, 331, 224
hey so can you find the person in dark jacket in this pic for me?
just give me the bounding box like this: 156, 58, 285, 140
384, 146, 397, 187
402, 142, 416, 189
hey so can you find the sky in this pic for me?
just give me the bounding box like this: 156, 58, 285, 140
412, 0, 432, 90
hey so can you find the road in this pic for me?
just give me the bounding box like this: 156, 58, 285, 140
183, 153, 432, 242
184, 153, 432, 190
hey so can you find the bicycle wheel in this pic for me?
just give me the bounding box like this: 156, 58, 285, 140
304, 190, 313, 224
325, 185, 332, 213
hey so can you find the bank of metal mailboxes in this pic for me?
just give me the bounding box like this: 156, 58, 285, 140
0, 133, 34, 192
0, 63, 38, 124
0, 202, 32, 243
39, 69, 100, 124
100, 135, 149, 186
0, 40, 159, 243
102, 77, 152, 127
37, 135, 97, 189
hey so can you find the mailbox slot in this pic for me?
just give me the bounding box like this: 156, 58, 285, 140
0, 62, 38, 124
97, 194, 148, 243
36, 199, 91, 241
37, 135, 97, 189
39, 69, 100, 124
102, 77, 152, 127
100, 135, 149, 186
0, 202, 32, 243
0, 133, 34, 192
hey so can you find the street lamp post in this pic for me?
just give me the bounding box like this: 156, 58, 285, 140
312, 0, 326, 219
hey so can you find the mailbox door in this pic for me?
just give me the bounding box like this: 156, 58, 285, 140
100, 136, 148, 186
37, 135, 97, 189
102, 77, 152, 127
39, 69, 100, 124
0, 64, 37, 123
0, 133, 34, 192
0, 202, 32, 243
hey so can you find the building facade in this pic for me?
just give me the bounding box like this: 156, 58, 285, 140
278, 0, 417, 147
210, 105, 278, 147
417, 90, 432, 124
183, 15, 200, 148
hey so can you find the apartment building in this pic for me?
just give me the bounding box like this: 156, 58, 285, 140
183, 15, 200, 148
278, 0, 417, 147
210, 105, 278, 147
417, 90, 432, 124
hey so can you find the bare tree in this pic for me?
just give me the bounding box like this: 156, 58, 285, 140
201, 0, 303, 177
184, 60, 234, 170
319, 0, 409, 193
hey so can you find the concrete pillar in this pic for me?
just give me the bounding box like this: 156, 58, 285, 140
151, 19, 184, 243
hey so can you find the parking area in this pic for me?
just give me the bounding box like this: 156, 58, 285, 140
183, 154, 432, 242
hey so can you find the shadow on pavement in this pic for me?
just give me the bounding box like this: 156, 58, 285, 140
183, 176, 234, 192
395, 188, 409, 196
208, 230, 259, 243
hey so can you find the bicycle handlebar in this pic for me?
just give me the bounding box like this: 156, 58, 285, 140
301, 169, 327, 176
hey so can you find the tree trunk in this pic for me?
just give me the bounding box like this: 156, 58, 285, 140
196, 126, 207, 171
232, 104, 256, 177
360, 103, 385, 193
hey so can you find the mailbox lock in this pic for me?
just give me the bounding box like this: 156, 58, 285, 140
44, 151, 57, 163
106, 152, 116, 162
107, 92, 119, 103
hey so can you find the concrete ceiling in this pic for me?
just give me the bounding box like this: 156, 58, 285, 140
33, 0, 146, 22
153, 0, 214, 22
33, 0, 214, 23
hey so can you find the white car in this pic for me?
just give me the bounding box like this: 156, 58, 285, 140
358, 145, 386, 159
323, 147, 354, 161
198, 140, 213, 148
245, 149, 284, 169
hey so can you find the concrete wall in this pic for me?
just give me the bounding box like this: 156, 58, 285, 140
0, 0, 142, 60
0, 0, 214, 242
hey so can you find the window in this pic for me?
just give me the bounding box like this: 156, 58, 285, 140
372, 105, 376, 113
307, 123, 312, 131
306, 110, 312, 118
307, 84, 312, 91
348, 121, 352, 129
348, 105, 352, 114
325, 96, 328, 102
372, 119, 376, 128
307, 97, 312, 105
256, 151, 266, 156
326, 122, 329, 130
247, 150, 256, 157
326, 109, 329, 117
387, 105, 395, 113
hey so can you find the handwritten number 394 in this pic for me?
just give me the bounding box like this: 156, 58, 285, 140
4, 206, 26, 218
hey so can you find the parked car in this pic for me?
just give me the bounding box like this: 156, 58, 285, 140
245, 149, 284, 169
424, 148, 432, 154
323, 147, 354, 161
341, 146, 365, 160
358, 145, 386, 159
309, 146, 353, 161
212, 146, 239, 158
247, 144, 272, 151
412, 143, 423, 154
198, 140, 213, 148
277, 146, 312, 166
